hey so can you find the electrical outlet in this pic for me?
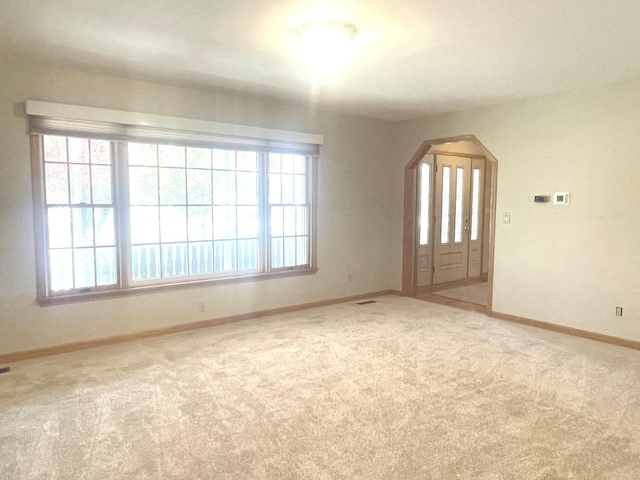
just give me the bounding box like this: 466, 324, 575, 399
616, 306, 623, 317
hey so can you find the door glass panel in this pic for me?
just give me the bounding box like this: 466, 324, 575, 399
471, 168, 480, 241
440, 166, 451, 244
454, 167, 464, 243
419, 163, 430, 246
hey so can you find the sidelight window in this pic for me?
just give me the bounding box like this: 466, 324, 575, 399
418, 163, 431, 246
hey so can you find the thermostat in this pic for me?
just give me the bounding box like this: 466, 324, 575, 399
553, 192, 570, 205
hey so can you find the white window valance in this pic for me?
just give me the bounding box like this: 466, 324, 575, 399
26, 100, 323, 155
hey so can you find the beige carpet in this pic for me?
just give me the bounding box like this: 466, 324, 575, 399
433, 281, 489, 305
2, 295, 640, 479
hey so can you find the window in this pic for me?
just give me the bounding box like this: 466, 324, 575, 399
440, 165, 451, 244
268, 153, 310, 268
470, 168, 481, 241
41, 136, 117, 291
33, 129, 317, 302
126, 144, 264, 281
453, 166, 464, 243
418, 162, 430, 246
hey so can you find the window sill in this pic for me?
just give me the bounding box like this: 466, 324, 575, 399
37, 267, 318, 306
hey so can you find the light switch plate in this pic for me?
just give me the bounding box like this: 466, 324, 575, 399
503, 212, 511, 223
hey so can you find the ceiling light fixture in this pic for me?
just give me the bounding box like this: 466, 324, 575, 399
296, 20, 358, 51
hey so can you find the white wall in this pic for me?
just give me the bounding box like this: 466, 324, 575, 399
391, 79, 640, 342
0, 58, 399, 355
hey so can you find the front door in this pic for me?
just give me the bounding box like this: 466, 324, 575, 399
433, 155, 471, 284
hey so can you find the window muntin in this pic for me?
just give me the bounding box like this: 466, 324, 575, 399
37, 135, 315, 299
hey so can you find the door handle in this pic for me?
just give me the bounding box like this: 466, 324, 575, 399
464, 226, 470, 231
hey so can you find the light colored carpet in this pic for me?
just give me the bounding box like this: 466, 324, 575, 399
433, 281, 489, 305
2, 295, 640, 479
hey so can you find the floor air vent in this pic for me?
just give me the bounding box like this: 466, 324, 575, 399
0, 367, 10, 374
355, 300, 377, 305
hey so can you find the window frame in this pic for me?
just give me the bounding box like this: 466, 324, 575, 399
31, 133, 318, 305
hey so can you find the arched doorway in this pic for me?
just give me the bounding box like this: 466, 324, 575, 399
402, 135, 498, 312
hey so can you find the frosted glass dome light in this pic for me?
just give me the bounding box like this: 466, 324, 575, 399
296, 20, 358, 51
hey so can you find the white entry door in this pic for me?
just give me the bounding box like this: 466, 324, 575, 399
433, 155, 471, 284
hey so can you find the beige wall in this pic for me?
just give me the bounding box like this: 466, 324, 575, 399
391, 78, 640, 342
0, 58, 399, 355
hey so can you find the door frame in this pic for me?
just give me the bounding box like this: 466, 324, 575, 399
402, 135, 498, 311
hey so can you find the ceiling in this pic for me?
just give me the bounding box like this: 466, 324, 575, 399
2, 0, 640, 121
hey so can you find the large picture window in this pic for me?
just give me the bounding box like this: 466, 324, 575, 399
33, 132, 317, 302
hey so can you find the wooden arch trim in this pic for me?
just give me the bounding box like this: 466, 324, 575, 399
402, 134, 498, 312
